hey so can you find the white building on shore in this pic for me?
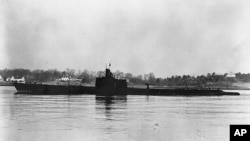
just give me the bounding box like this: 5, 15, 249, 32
226, 72, 236, 78
6, 76, 25, 83
56, 76, 81, 82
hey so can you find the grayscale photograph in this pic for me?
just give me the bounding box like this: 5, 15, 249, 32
0, 0, 250, 141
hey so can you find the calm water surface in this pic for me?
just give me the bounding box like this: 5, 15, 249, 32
0, 86, 250, 141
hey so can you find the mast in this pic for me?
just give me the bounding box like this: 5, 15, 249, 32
105, 61, 113, 78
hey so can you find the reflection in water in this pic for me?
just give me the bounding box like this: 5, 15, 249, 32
95, 96, 127, 135
95, 96, 127, 120
95, 95, 127, 116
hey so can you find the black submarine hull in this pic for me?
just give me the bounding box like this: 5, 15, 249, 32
14, 83, 240, 96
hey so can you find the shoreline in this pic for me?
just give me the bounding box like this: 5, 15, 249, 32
1, 81, 250, 91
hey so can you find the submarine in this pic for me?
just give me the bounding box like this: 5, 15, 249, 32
14, 65, 240, 96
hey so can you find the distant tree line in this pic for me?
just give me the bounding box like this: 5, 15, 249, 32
1, 68, 250, 87
0, 68, 97, 83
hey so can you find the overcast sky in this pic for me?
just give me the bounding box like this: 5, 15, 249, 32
1, 0, 250, 77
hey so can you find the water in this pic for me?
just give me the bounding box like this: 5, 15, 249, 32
0, 86, 250, 141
